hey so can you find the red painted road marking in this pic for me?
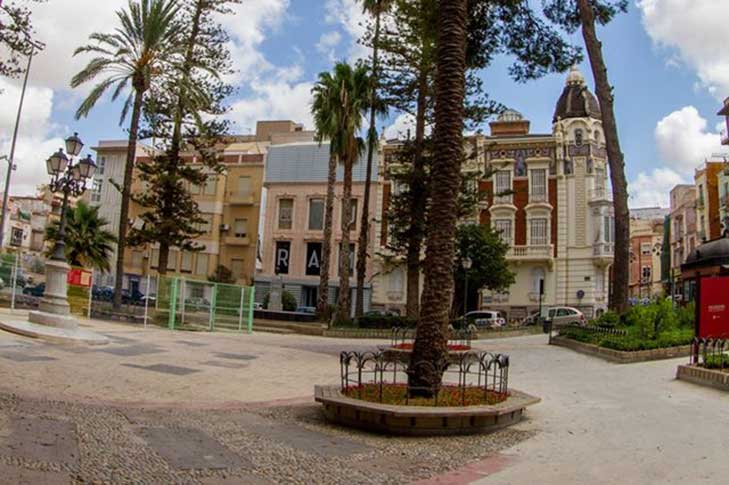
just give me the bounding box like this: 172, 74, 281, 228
412, 454, 516, 485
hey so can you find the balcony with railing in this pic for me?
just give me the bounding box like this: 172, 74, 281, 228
528, 191, 548, 204
507, 245, 553, 261
493, 193, 513, 206
588, 187, 612, 204
593, 242, 614, 257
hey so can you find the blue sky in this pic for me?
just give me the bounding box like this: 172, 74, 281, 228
1, 0, 728, 206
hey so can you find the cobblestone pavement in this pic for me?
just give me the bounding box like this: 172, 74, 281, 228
0, 392, 533, 484
3, 313, 729, 484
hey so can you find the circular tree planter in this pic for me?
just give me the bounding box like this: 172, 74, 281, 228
315, 350, 540, 436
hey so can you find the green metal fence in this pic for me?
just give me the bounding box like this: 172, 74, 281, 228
157, 276, 255, 333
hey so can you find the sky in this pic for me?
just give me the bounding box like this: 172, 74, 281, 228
1, 0, 728, 208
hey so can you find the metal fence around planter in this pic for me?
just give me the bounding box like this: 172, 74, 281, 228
390, 327, 474, 349
339, 350, 509, 406
692, 338, 729, 368
559, 324, 628, 338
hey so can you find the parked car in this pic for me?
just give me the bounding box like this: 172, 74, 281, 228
22, 283, 45, 298
464, 310, 506, 329
121, 289, 146, 305
92, 286, 114, 302
253, 302, 263, 310
543, 306, 586, 329
295, 306, 316, 314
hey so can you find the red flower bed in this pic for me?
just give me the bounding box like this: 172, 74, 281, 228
391, 343, 471, 351
343, 383, 508, 407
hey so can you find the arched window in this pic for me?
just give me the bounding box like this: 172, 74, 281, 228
575, 129, 583, 146
531, 267, 546, 294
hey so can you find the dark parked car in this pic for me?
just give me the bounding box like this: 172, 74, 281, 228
295, 306, 316, 314
122, 289, 146, 306
92, 286, 114, 302
22, 283, 45, 297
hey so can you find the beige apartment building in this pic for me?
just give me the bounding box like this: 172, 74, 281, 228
255, 142, 379, 311
89, 120, 312, 294
628, 215, 665, 299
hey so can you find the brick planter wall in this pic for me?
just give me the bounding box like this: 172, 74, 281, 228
314, 385, 540, 436
551, 336, 692, 364
676, 364, 729, 391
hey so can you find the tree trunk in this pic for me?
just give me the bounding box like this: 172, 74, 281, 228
158, 240, 169, 276
318, 153, 338, 318
355, 7, 383, 319
337, 151, 354, 323
408, 0, 467, 393
576, 0, 629, 314
405, 65, 430, 319
112, 87, 144, 310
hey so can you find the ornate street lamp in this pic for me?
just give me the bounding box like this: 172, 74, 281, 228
462, 257, 472, 317
30, 132, 96, 326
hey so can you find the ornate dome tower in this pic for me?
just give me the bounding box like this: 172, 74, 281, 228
553, 66, 601, 122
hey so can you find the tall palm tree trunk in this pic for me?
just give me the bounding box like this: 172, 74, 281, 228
337, 153, 354, 322
113, 87, 144, 309
405, 67, 429, 319
576, 0, 629, 314
408, 0, 467, 392
318, 153, 338, 317
355, 7, 383, 319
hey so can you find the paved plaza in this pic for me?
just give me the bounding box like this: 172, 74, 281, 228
1, 311, 728, 484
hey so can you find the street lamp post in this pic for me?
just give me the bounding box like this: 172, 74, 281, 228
462, 257, 472, 317
28, 133, 96, 328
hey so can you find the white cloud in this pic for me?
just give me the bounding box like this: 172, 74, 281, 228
0, 78, 65, 196
654, 106, 725, 176
324, 0, 370, 61
316, 31, 342, 62
229, 80, 314, 133
628, 167, 686, 208
638, 0, 729, 97
384, 113, 432, 140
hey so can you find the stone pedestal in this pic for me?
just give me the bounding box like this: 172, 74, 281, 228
28, 259, 79, 329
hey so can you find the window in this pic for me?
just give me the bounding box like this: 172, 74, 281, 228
197, 214, 212, 234
530, 218, 548, 246
308, 198, 325, 231
91, 179, 102, 203
237, 176, 251, 197
195, 253, 209, 276
234, 218, 248, 238
278, 199, 293, 230
341, 199, 358, 230
10, 227, 23, 247
530, 169, 547, 201
180, 251, 193, 272
604, 216, 615, 243
167, 250, 178, 271
494, 171, 511, 203
338, 243, 356, 274
494, 219, 512, 245
388, 266, 404, 292
131, 251, 143, 269
641, 266, 652, 282
531, 267, 545, 294
98, 156, 106, 175
189, 182, 200, 195
640, 242, 652, 256
231, 259, 244, 279
203, 176, 217, 196
575, 129, 583, 146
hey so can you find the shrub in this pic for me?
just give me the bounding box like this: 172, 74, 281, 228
704, 354, 729, 369
595, 311, 620, 328
677, 302, 695, 328
262, 290, 297, 312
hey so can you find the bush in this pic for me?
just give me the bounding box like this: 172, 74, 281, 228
677, 302, 695, 328
704, 354, 729, 369
357, 314, 417, 329
594, 311, 620, 328
262, 290, 297, 312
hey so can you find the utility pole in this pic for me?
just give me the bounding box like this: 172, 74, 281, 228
0, 42, 39, 249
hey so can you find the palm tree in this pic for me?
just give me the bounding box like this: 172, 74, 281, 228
575, 0, 630, 314
71, 0, 181, 308
311, 62, 371, 322
355, 0, 392, 318
45, 200, 117, 272
408, 0, 468, 392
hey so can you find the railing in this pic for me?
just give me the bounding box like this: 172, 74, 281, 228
593, 242, 614, 256
691, 338, 729, 367
508, 245, 553, 259
588, 187, 613, 202
390, 327, 473, 350
560, 324, 628, 337
340, 350, 510, 406
528, 192, 548, 204
493, 194, 513, 205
